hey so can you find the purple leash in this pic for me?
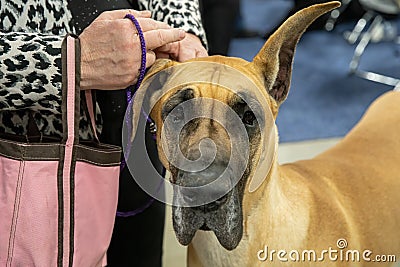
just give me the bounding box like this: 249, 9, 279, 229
116, 14, 161, 218
120, 13, 147, 170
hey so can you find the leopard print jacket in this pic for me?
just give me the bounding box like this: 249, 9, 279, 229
0, 0, 206, 139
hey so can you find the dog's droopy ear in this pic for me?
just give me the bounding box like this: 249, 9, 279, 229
145, 58, 175, 79
252, 1, 340, 105
130, 59, 177, 142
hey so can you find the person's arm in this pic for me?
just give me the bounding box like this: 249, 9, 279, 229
0, 32, 64, 113
79, 9, 185, 90
0, 10, 186, 113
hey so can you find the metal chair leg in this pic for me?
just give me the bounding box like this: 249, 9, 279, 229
349, 15, 400, 87
349, 15, 383, 72
344, 11, 375, 44
353, 70, 400, 87
394, 82, 400, 91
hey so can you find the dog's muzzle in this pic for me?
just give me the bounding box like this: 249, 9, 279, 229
172, 163, 243, 250
176, 163, 232, 210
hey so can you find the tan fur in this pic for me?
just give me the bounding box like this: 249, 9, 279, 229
145, 2, 400, 266
186, 91, 400, 267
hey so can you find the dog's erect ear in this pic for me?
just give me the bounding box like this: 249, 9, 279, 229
252, 1, 340, 105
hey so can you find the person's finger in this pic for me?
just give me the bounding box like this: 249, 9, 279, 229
176, 47, 208, 62
155, 51, 170, 59
196, 48, 208, 58
155, 43, 173, 52
155, 42, 180, 58
135, 18, 171, 32
145, 50, 156, 68
177, 49, 196, 62
127, 9, 151, 18
144, 29, 185, 50
97, 9, 151, 20
117, 19, 171, 41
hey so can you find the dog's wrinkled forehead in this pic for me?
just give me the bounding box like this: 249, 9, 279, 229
132, 61, 273, 132
131, 61, 277, 192
148, 61, 264, 108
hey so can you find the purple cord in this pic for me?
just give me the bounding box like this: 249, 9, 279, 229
116, 172, 164, 217
125, 13, 147, 99
117, 14, 161, 218
121, 14, 148, 170
116, 198, 156, 218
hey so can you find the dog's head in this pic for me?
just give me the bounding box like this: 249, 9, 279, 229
130, 2, 340, 250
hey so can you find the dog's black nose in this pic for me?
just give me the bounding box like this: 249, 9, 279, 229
177, 164, 231, 207
183, 163, 225, 186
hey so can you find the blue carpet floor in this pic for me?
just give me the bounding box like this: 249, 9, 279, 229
228, 0, 400, 142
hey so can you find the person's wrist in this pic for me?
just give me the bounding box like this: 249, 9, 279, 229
79, 33, 93, 90
80, 65, 91, 90
79, 53, 91, 90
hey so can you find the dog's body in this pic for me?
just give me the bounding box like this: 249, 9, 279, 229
137, 2, 400, 266
188, 90, 400, 266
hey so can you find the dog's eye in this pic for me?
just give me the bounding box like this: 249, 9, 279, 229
172, 106, 184, 123
242, 110, 256, 126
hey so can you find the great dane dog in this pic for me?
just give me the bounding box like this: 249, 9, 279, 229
130, 2, 400, 266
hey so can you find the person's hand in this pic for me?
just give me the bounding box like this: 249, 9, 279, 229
79, 9, 186, 90
155, 33, 208, 62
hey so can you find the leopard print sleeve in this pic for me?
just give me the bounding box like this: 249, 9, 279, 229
0, 0, 97, 139
0, 32, 63, 114
137, 0, 208, 49
0, 32, 97, 139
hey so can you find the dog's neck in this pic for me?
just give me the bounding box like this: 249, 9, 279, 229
242, 149, 312, 249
